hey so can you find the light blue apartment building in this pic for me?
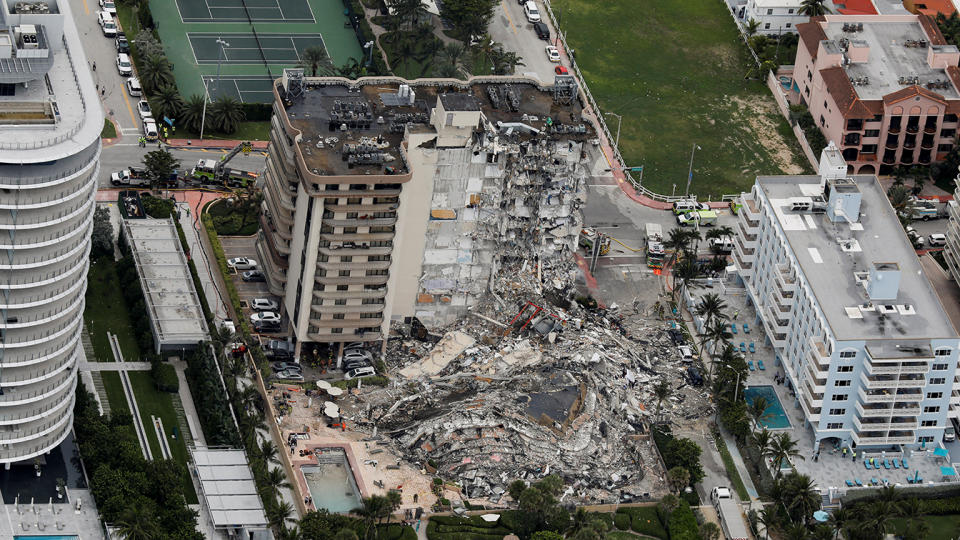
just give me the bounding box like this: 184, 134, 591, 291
733, 144, 960, 451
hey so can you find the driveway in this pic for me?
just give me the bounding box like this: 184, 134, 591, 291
489, 0, 560, 84
220, 236, 287, 336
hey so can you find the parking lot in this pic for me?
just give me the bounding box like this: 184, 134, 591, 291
219, 236, 283, 334
489, 0, 564, 84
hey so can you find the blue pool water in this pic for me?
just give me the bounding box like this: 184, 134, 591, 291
744, 385, 791, 429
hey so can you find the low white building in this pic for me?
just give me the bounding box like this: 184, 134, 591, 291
735, 0, 809, 34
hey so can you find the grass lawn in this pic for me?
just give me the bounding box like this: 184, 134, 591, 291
101, 118, 117, 139
85, 258, 142, 362
101, 372, 131, 416
892, 515, 960, 539
175, 121, 272, 143
715, 433, 750, 501
605, 532, 646, 540
552, 0, 810, 196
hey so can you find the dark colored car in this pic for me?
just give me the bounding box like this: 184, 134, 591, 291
533, 21, 550, 40
242, 270, 266, 282
271, 361, 302, 373
264, 339, 295, 360
253, 320, 281, 333
342, 358, 371, 371
667, 328, 685, 345
686, 367, 704, 387
116, 33, 129, 53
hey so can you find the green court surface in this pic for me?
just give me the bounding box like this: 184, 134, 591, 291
149, 0, 361, 103
176, 0, 314, 23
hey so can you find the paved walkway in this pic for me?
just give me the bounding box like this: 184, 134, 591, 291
171, 360, 208, 447
78, 361, 151, 371
177, 201, 230, 322
165, 139, 269, 151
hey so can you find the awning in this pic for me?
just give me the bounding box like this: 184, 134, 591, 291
941, 466, 957, 476
935, 448, 950, 457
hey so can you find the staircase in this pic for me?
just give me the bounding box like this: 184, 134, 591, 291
171, 397, 195, 448
82, 327, 111, 416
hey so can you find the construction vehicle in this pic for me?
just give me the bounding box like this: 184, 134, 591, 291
711, 487, 749, 540
579, 228, 610, 256
190, 141, 257, 187
645, 223, 665, 269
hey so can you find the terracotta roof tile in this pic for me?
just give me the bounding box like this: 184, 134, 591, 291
883, 84, 948, 105
820, 66, 879, 119
919, 13, 948, 45
797, 20, 828, 58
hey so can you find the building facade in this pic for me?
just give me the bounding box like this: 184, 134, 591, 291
256, 72, 595, 354
733, 145, 960, 450
944, 186, 960, 284
735, 0, 809, 34
0, 0, 103, 463
794, 14, 960, 175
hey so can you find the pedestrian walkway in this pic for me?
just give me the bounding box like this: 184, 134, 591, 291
722, 431, 760, 500
109, 332, 153, 461
171, 359, 207, 447
176, 202, 229, 322
78, 361, 151, 371
165, 139, 269, 151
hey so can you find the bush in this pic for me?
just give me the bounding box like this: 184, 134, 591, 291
151, 361, 179, 392
652, 426, 705, 483
667, 500, 700, 540
613, 511, 631, 530
137, 3, 154, 29
141, 195, 175, 218
378, 524, 417, 540
241, 102, 273, 122
616, 507, 668, 539
203, 213, 250, 336
184, 345, 241, 446
332, 375, 389, 389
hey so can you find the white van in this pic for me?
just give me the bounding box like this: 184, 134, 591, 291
345, 366, 376, 380
98, 11, 117, 37
126, 77, 142, 97
524, 1, 541, 22
142, 119, 158, 141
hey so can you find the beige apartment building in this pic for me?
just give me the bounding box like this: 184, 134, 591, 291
256, 71, 596, 353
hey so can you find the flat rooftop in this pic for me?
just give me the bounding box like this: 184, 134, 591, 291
822, 19, 960, 100
280, 79, 590, 177
123, 218, 209, 349
192, 448, 268, 529
756, 175, 958, 340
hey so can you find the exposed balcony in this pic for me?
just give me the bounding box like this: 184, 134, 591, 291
323, 217, 398, 228
852, 432, 916, 445
315, 275, 389, 286
858, 387, 922, 403
859, 372, 926, 390
319, 245, 392, 257
765, 305, 790, 332
906, 125, 920, 134
888, 125, 901, 134
864, 361, 929, 375
885, 138, 900, 150
314, 288, 387, 301
856, 401, 921, 417
309, 317, 384, 328
306, 330, 383, 343
775, 263, 797, 291
853, 416, 919, 431
324, 203, 398, 213
318, 260, 391, 272
734, 238, 755, 263
918, 152, 932, 164
924, 123, 938, 134
737, 223, 758, 246
320, 232, 395, 243
310, 303, 384, 315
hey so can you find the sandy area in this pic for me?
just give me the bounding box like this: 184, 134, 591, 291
729, 95, 807, 175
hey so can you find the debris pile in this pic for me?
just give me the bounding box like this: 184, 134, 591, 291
339, 268, 715, 505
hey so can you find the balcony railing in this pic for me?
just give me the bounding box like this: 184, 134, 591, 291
859, 371, 926, 390
856, 401, 921, 417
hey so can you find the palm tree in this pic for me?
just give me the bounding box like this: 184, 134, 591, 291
863, 501, 895, 538
337, 57, 368, 79
298, 45, 335, 76
756, 506, 777, 540
745, 18, 761, 37
115, 505, 158, 540
392, 0, 427, 29
383, 489, 402, 525
268, 500, 294, 529
138, 54, 174, 93
696, 293, 729, 329
277, 525, 301, 540
779, 473, 819, 524
665, 228, 694, 264
153, 85, 184, 122
767, 432, 803, 477
180, 93, 206, 133
704, 318, 733, 358
671, 252, 701, 302
260, 439, 279, 465
878, 484, 900, 503
653, 377, 671, 423
209, 96, 246, 134
438, 42, 466, 78
826, 507, 851, 539
782, 523, 809, 540
747, 396, 772, 430
357, 495, 390, 539
751, 428, 773, 461
798, 0, 831, 16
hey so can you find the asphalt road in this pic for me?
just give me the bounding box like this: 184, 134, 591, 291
98, 143, 267, 188
489, 0, 561, 84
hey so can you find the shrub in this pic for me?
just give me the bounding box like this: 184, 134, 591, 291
667, 500, 700, 540
202, 213, 250, 336
141, 195, 175, 218
184, 345, 241, 446
151, 361, 179, 392
332, 375, 389, 389
378, 524, 417, 540
616, 507, 668, 539
241, 103, 273, 122
137, 3, 154, 29
613, 511, 630, 530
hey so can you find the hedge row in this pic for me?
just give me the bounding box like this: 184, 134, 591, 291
184, 345, 240, 446
115, 248, 155, 355
151, 361, 179, 393
332, 375, 389, 389
667, 501, 700, 540
202, 213, 250, 336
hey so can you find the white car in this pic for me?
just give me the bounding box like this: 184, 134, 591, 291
251, 298, 279, 311
137, 99, 153, 121
116, 53, 132, 76
545, 46, 560, 63
524, 1, 541, 22
929, 233, 947, 247
98, 12, 117, 37
250, 311, 281, 325
227, 257, 257, 270
126, 77, 142, 97
99, 0, 117, 15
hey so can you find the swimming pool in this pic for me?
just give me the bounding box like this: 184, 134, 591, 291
300, 448, 363, 514
744, 385, 791, 429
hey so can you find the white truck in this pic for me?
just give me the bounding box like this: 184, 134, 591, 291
110, 168, 149, 186
711, 487, 749, 540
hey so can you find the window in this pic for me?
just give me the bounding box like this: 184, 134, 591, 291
935, 348, 952, 357
807, 70, 813, 81
827, 422, 843, 429
930, 377, 946, 385
786, 23, 791, 28
834, 380, 851, 387
333, 314, 345, 320
332, 328, 343, 334
861, 144, 878, 154
837, 366, 853, 373
767, 8, 773, 14
942, 129, 956, 138
934, 363, 949, 371
788, 8, 794, 13
839, 350, 857, 359
824, 101, 829, 110
928, 392, 944, 399
337, 285, 348, 291
919, 436, 934, 443
864, 130, 880, 137
338, 270, 351, 277
922, 420, 938, 427
820, 115, 826, 127
829, 408, 846, 415
335, 299, 347, 306
946, 114, 958, 123
833, 394, 848, 401
764, 22, 771, 29
924, 406, 941, 413
938, 144, 954, 152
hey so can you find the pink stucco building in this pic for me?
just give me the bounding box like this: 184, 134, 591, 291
794, 14, 960, 174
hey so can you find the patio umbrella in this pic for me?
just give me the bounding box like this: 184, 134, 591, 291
326, 387, 344, 397
915, 469, 920, 483
316, 380, 332, 390
480, 514, 501, 522
813, 511, 829, 522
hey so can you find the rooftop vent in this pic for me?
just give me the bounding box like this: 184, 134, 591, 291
839, 238, 862, 252
896, 304, 916, 315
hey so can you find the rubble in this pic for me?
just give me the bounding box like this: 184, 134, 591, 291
336, 267, 716, 506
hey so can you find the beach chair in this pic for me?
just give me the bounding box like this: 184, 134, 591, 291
758, 360, 766, 370
855, 479, 863, 486
845, 480, 854, 487
744, 323, 750, 333
740, 342, 747, 353
749, 342, 756, 353
883, 459, 890, 469
893, 460, 900, 469
907, 477, 914, 484
871, 478, 879, 485
748, 361, 756, 371
902, 458, 908, 468
865, 461, 872, 470
731, 323, 738, 335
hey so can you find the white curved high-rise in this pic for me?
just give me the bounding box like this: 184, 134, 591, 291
0, 0, 103, 463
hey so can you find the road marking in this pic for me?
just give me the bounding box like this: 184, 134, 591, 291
120, 82, 137, 133
501, 0, 518, 34
82, 0, 89, 15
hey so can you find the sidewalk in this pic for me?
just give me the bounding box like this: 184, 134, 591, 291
165, 139, 269, 151
176, 201, 230, 322
171, 359, 208, 447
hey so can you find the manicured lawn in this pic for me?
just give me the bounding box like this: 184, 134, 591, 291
552, 0, 810, 196
175, 121, 272, 143
892, 515, 960, 539
101, 372, 131, 416
101, 118, 117, 139
85, 258, 141, 362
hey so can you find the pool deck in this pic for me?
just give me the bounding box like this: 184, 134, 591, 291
292, 443, 369, 512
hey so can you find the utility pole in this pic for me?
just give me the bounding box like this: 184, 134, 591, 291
605, 111, 622, 149
685, 142, 700, 197
201, 39, 230, 140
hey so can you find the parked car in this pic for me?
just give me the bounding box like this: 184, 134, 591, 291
142, 119, 158, 141
671, 200, 707, 215
116, 33, 129, 53
344, 342, 366, 351
253, 320, 281, 333
251, 298, 279, 311
667, 328, 685, 345
677, 345, 694, 363
116, 53, 132, 76
98, 12, 117, 37
523, 1, 541, 22
906, 226, 925, 248
345, 366, 376, 380
137, 99, 153, 121
99, 0, 117, 14
343, 358, 372, 370
686, 367, 704, 386
344, 349, 373, 362
242, 270, 266, 282
228, 257, 258, 270
533, 21, 550, 40
545, 46, 560, 62
271, 361, 301, 373
250, 311, 281, 325
276, 370, 304, 382
929, 233, 947, 247
264, 340, 295, 360
126, 77, 142, 97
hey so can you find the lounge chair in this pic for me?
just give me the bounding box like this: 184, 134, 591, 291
744, 323, 750, 333
883, 459, 890, 469
855, 479, 863, 486
749, 342, 756, 353
748, 361, 756, 371
865, 461, 872, 470
758, 360, 766, 370
731, 323, 738, 335
907, 476, 915, 484
893, 460, 900, 469
870, 477, 878, 485
845, 480, 854, 487
740, 342, 746, 353
902, 458, 908, 468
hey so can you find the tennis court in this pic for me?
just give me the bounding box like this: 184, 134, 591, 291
203, 75, 277, 102
189, 33, 326, 64
176, 0, 315, 23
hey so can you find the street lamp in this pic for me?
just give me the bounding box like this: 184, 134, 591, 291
201, 39, 230, 140
603, 164, 644, 186
363, 40, 374, 67
685, 142, 701, 197
604, 111, 622, 149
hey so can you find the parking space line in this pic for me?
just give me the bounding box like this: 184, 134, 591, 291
120, 82, 138, 132
501, 0, 518, 34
